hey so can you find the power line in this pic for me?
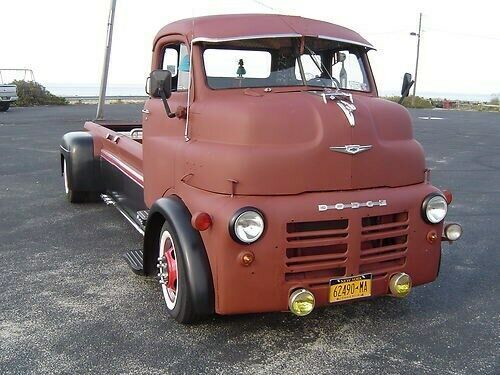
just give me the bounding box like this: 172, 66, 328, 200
250, 0, 280, 12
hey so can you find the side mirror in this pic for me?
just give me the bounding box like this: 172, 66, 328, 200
148, 69, 172, 99
146, 69, 175, 118
399, 72, 414, 104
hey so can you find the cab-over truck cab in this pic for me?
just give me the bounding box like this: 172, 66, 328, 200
60, 14, 462, 323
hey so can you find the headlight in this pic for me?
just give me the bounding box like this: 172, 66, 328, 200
230, 207, 265, 244
422, 194, 448, 224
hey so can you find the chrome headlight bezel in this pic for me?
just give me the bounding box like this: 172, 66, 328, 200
229, 207, 265, 244
422, 193, 448, 224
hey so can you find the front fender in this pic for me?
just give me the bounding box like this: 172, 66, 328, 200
143, 196, 215, 316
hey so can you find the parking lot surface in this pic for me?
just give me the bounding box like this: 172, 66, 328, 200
0, 105, 498, 374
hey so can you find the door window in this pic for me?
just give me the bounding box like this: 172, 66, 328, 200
162, 43, 190, 91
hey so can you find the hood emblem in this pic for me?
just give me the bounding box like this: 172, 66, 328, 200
330, 144, 372, 155
318, 200, 387, 212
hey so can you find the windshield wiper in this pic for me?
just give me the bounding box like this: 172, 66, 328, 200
303, 44, 340, 90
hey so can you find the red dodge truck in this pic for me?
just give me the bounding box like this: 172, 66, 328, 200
60, 14, 462, 323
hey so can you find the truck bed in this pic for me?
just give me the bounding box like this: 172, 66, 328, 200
84, 120, 146, 221
92, 120, 143, 142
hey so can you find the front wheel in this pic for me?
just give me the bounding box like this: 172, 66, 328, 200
0, 102, 10, 112
157, 221, 196, 323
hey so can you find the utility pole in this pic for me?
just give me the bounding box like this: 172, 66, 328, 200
96, 0, 117, 120
411, 13, 422, 107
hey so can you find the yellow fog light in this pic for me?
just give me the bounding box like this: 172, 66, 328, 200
389, 273, 412, 298
289, 289, 315, 316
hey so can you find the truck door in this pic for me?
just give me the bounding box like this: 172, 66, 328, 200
142, 39, 190, 207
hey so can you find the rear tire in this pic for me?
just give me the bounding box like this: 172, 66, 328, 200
0, 102, 10, 112
157, 221, 197, 323
63, 158, 87, 203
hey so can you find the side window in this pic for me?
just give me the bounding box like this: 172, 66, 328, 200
331, 51, 369, 91
162, 48, 178, 77
161, 43, 190, 92
177, 44, 190, 91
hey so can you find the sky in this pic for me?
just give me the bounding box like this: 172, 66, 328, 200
2, 0, 499, 98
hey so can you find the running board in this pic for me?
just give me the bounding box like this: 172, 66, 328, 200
100, 194, 145, 235
123, 250, 144, 275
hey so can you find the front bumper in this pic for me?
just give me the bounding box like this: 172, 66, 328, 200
184, 183, 446, 315
0, 96, 18, 102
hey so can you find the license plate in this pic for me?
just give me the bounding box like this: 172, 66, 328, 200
329, 274, 372, 303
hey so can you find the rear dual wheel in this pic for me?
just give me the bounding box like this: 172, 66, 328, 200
62, 158, 87, 203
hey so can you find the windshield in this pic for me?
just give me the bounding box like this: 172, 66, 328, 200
201, 36, 371, 91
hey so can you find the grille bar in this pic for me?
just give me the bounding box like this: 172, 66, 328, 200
285, 258, 348, 273
360, 250, 407, 265
285, 235, 348, 247
361, 221, 409, 234
361, 228, 408, 242
360, 242, 407, 257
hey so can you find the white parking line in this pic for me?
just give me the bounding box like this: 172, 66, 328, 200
418, 116, 445, 120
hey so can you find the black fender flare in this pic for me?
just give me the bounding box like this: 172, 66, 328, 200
60, 131, 101, 192
143, 196, 215, 316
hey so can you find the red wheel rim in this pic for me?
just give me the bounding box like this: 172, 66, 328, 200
159, 230, 178, 309
163, 237, 177, 300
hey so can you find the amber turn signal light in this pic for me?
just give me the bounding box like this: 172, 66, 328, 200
239, 251, 255, 266
427, 230, 438, 244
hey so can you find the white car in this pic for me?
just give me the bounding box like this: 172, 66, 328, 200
0, 84, 18, 111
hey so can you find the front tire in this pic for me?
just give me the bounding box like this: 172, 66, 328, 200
0, 102, 10, 112
157, 221, 196, 323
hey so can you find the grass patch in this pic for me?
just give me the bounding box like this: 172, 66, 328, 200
385, 96, 433, 109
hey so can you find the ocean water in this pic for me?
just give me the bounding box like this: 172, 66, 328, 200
380, 90, 498, 102
45, 83, 498, 102
46, 84, 146, 97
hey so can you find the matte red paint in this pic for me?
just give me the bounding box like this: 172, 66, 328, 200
83, 15, 457, 315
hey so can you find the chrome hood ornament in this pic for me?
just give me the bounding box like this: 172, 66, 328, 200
321, 90, 357, 127
329, 144, 372, 155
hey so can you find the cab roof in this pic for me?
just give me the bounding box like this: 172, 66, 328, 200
154, 13, 373, 49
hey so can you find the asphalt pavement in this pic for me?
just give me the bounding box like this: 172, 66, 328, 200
0, 104, 498, 374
